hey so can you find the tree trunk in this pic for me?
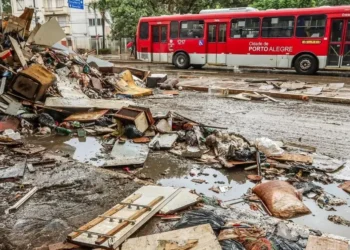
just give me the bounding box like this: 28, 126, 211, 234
101, 11, 106, 49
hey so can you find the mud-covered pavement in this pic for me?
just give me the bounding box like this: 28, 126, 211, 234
1, 84, 350, 249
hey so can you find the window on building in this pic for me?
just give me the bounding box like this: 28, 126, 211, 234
57, 16, 67, 26
46, 0, 53, 9
139, 22, 149, 39
17, 0, 25, 10
231, 18, 260, 38
262, 16, 295, 38
89, 18, 102, 26
56, 0, 64, 7
296, 15, 326, 38
170, 21, 179, 39
180, 20, 204, 39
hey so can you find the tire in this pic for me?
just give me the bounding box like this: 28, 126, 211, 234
294, 54, 318, 75
192, 64, 204, 69
174, 52, 190, 69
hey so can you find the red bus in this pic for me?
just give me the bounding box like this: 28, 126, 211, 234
136, 6, 350, 74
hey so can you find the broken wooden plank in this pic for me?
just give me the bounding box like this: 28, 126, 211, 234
339, 181, 350, 193
64, 110, 108, 122
69, 186, 181, 249
12, 146, 46, 155
9, 36, 27, 68
179, 84, 350, 105
95, 196, 164, 245
122, 224, 222, 250
159, 188, 200, 215
271, 152, 313, 164
306, 235, 348, 250
48, 242, 80, 250
67, 193, 142, 240
5, 186, 38, 214
45, 97, 134, 110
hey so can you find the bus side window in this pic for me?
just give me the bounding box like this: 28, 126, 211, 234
262, 16, 294, 38
296, 15, 326, 38
231, 18, 260, 38
180, 20, 204, 39
170, 21, 179, 39
140, 22, 149, 40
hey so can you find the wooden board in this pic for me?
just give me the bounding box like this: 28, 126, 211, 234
64, 110, 108, 122
271, 152, 313, 164
9, 36, 27, 68
122, 224, 222, 250
12, 146, 46, 155
306, 235, 348, 250
69, 186, 181, 249
159, 188, 199, 215
45, 97, 134, 110
179, 82, 350, 105
339, 181, 350, 193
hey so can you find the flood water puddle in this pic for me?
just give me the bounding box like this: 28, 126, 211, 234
27, 135, 107, 167
26, 135, 350, 238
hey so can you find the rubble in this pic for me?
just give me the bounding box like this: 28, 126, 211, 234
0, 9, 350, 250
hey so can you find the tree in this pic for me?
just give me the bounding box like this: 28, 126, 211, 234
2, 0, 12, 13
88, 0, 110, 49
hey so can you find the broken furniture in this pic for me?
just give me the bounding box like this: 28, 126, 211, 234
67, 186, 182, 249
11, 64, 56, 101
115, 107, 149, 133
146, 74, 167, 88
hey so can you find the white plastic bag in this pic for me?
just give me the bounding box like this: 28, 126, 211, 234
255, 137, 284, 156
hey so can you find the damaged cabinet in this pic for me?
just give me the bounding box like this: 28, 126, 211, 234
12, 64, 56, 101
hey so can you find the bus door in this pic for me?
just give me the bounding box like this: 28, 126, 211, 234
327, 19, 350, 67
151, 25, 168, 63
207, 23, 227, 65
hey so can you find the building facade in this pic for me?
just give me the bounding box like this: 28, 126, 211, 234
10, 0, 111, 50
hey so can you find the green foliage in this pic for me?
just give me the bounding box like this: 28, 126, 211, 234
108, 0, 350, 40
3, 0, 12, 13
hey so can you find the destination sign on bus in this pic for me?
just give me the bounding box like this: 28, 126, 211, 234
248, 42, 293, 53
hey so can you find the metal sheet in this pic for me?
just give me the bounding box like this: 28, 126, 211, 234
45, 97, 134, 110
64, 110, 108, 122
33, 18, 66, 46
0, 162, 25, 180
149, 133, 178, 149
122, 224, 222, 250
104, 141, 149, 167
69, 186, 181, 249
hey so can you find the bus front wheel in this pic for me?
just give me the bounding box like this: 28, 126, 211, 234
174, 52, 190, 69
294, 54, 318, 75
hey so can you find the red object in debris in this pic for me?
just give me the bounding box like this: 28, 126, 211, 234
0, 116, 20, 132
123, 167, 131, 173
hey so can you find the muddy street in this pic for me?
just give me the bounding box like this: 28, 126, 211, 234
1, 87, 350, 249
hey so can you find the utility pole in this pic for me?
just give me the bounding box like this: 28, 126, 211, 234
33, 0, 38, 23
94, 9, 99, 55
